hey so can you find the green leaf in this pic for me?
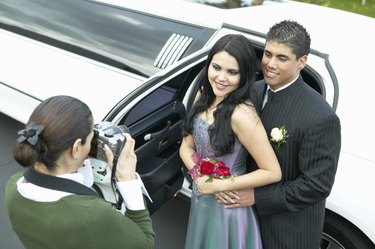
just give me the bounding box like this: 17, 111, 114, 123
205, 176, 213, 183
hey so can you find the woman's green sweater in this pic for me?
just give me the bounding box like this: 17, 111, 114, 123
5, 172, 154, 249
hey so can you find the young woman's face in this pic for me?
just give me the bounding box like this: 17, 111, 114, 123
208, 51, 241, 100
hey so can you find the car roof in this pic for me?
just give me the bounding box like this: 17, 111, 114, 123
0, 0, 218, 77
223, 1, 374, 51
92, 0, 225, 28
0, 29, 145, 124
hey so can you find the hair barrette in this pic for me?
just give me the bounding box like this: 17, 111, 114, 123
17, 122, 44, 146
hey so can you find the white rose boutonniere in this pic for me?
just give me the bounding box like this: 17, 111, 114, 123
270, 125, 288, 149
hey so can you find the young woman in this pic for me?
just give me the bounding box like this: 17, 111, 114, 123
180, 34, 282, 249
5, 95, 154, 249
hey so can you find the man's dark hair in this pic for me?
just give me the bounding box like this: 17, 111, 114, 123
266, 20, 311, 59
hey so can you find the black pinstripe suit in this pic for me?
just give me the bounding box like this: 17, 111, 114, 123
250, 76, 341, 249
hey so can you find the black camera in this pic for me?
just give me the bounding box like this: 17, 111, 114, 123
89, 121, 129, 163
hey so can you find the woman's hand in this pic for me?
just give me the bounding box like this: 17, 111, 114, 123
104, 133, 137, 181
195, 175, 216, 194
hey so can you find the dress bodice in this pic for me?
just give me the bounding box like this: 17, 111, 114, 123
193, 116, 248, 176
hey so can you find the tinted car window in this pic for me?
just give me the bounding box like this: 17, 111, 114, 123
0, 0, 216, 77
121, 62, 205, 127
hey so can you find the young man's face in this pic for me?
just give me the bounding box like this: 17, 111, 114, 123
261, 41, 307, 90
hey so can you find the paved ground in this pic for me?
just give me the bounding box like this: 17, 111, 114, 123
0, 112, 188, 249
0, 112, 25, 249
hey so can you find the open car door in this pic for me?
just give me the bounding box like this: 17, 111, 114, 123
97, 51, 208, 213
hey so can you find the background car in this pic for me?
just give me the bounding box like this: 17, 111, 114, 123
1, 0, 374, 248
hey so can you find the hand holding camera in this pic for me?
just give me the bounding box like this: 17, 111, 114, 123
89, 121, 129, 164
104, 133, 137, 182
87, 121, 138, 208
88, 121, 134, 184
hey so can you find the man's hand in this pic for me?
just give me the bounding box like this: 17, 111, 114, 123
215, 188, 255, 208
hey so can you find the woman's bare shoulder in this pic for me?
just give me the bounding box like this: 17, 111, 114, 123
232, 102, 260, 126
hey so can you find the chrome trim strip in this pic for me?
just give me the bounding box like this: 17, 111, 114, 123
154, 33, 193, 69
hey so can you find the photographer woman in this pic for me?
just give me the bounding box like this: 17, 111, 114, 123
5, 95, 154, 249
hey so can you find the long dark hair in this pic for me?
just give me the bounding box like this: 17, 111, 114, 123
182, 34, 258, 156
13, 95, 93, 170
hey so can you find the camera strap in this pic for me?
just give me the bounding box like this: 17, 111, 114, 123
24, 167, 100, 197
111, 163, 124, 210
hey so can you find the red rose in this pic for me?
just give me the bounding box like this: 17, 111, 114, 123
215, 163, 231, 177
200, 160, 215, 175
217, 161, 225, 168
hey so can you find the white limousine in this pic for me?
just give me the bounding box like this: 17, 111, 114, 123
1, 0, 374, 248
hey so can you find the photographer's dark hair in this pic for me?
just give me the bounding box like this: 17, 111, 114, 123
13, 95, 93, 170
266, 20, 311, 59
182, 34, 258, 156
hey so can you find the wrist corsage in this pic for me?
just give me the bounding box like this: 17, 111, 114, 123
187, 152, 233, 182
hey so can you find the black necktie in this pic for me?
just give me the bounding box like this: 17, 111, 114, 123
267, 89, 274, 102
262, 89, 273, 110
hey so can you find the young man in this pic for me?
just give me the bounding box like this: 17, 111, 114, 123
216, 20, 341, 249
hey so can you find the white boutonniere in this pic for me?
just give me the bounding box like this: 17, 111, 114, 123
270, 125, 288, 149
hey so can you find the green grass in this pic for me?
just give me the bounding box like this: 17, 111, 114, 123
199, 0, 375, 18
294, 0, 375, 18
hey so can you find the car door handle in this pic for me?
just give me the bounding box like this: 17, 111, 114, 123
158, 139, 169, 152
144, 121, 171, 141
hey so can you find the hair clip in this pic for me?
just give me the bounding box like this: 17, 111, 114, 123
17, 122, 45, 145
